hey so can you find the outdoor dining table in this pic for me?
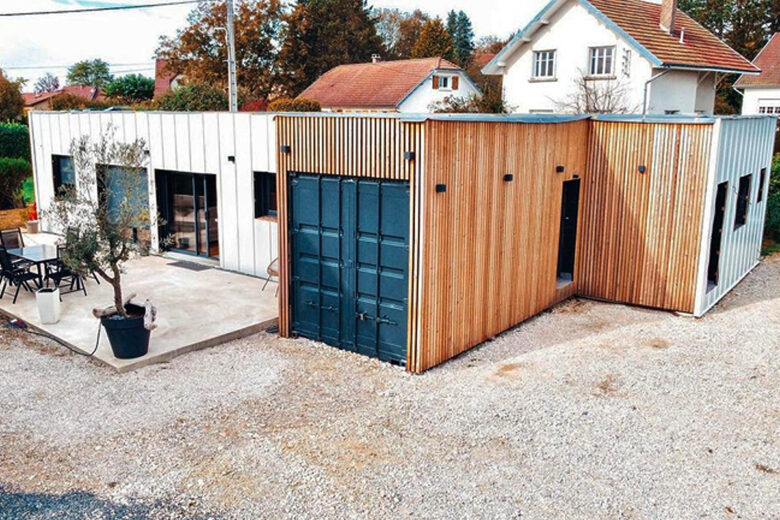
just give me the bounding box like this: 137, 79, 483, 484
6, 245, 59, 286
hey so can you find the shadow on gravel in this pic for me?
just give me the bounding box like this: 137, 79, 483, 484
0, 486, 217, 520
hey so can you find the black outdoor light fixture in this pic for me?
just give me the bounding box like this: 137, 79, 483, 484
638, 165, 647, 174
404, 151, 416, 161
504, 173, 514, 182
227, 155, 236, 163
280, 145, 292, 154
556, 165, 565, 173
435, 183, 447, 193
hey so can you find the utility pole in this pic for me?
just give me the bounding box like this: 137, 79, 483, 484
226, 0, 238, 112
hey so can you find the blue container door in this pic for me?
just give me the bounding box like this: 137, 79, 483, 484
289, 173, 409, 365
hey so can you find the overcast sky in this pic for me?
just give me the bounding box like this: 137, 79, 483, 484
0, 0, 545, 89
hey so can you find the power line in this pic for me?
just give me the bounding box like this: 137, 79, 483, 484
0, 0, 200, 17
3, 62, 154, 71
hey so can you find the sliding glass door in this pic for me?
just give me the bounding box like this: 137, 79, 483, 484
156, 170, 219, 259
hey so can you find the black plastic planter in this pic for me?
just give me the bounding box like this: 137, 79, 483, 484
101, 304, 151, 359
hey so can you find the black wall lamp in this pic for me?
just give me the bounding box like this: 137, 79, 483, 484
435, 183, 447, 193
227, 155, 236, 163
638, 165, 647, 174
504, 174, 514, 182
556, 165, 565, 173
404, 151, 416, 161
280, 145, 292, 154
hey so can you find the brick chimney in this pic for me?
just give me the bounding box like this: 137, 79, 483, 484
660, 0, 677, 34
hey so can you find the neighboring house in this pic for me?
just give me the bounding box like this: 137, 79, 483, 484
298, 56, 481, 112
735, 33, 780, 115
22, 85, 103, 112
153, 58, 185, 99
482, 0, 759, 115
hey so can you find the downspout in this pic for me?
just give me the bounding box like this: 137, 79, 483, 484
643, 68, 672, 119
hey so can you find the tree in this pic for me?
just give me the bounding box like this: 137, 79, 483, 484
374, 8, 432, 60
411, 18, 455, 62
34, 73, 60, 95
44, 130, 154, 318
0, 69, 24, 122
154, 84, 228, 111
157, 0, 284, 100
555, 70, 637, 113
277, 0, 383, 97
104, 74, 155, 103
66, 59, 114, 88
0, 157, 31, 210
454, 11, 476, 66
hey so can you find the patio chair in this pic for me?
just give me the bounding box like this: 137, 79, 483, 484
262, 257, 279, 297
46, 245, 87, 298
0, 229, 32, 270
0, 247, 41, 304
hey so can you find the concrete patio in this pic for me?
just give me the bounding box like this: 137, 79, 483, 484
0, 234, 278, 372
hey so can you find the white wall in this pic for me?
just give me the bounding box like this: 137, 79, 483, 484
741, 87, 780, 115
28, 111, 278, 279
693, 116, 776, 316
398, 71, 481, 112
497, 0, 716, 114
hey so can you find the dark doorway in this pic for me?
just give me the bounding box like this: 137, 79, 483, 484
557, 179, 581, 283
707, 181, 728, 290
156, 170, 219, 259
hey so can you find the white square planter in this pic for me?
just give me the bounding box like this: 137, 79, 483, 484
36, 287, 61, 324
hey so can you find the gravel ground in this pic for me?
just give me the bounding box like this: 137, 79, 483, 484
1, 255, 778, 519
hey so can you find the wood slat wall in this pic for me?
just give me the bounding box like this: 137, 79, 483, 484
409, 120, 590, 373
577, 121, 713, 313
274, 115, 424, 338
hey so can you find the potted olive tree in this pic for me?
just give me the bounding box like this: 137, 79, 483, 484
45, 129, 158, 359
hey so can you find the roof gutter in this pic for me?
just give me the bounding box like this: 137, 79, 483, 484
643, 67, 672, 120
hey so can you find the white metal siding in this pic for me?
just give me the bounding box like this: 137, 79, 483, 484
29, 111, 278, 279
694, 116, 776, 316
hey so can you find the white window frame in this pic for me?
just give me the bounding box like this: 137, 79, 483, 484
532, 50, 556, 79
588, 46, 615, 77
758, 99, 780, 114
439, 75, 451, 90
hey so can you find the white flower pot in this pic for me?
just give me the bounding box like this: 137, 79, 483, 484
36, 288, 61, 324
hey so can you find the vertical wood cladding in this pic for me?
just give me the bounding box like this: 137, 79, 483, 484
410, 120, 590, 372
577, 121, 712, 313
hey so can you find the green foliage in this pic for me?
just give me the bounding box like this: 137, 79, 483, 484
268, 97, 321, 112
22, 177, 35, 205
104, 74, 155, 103
154, 84, 228, 111
411, 18, 455, 61
66, 59, 114, 89
765, 153, 780, 243
277, 0, 383, 96
0, 123, 31, 161
0, 69, 24, 122
446, 11, 475, 66
0, 157, 32, 210
429, 85, 512, 114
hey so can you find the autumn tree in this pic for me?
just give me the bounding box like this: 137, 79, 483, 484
0, 70, 24, 122
66, 59, 114, 88
157, 0, 283, 100
34, 73, 60, 95
411, 18, 455, 62
277, 0, 383, 97
375, 8, 430, 59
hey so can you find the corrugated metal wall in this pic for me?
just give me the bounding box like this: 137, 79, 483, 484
578, 120, 713, 313
28, 111, 277, 278
693, 117, 776, 316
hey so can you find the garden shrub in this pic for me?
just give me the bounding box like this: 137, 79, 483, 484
765, 153, 780, 241
0, 123, 30, 161
0, 157, 32, 210
268, 97, 321, 112
154, 84, 228, 112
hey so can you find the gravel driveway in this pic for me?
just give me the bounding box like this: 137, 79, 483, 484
1, 255, 778, 519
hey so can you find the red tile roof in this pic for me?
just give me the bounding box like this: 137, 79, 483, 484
22, 85, 103, 107
587, 0, 758, 73
298, 57, 462, 109
735, 33, 780, 88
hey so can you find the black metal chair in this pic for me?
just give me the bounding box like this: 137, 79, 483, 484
46, 245, 87, 298
0, 247, 41, 304
0, 228, 32, 270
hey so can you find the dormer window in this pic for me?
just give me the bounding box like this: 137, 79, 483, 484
440, 76, 450, 89
432, 74, 460, 91
588, 46, 615, 76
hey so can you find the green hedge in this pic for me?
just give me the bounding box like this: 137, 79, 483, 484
268, 97, 321, 112
0, 123, 30, 161
766, 154, 780, 243
0, 157, 32, 210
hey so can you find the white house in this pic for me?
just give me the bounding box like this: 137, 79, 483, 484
297, 57, 481, 113
482, 0, 759, 115
736, 33, 780, 115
